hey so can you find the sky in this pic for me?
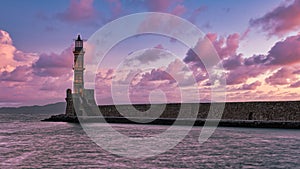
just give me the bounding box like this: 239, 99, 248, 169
1, 0, 300, 107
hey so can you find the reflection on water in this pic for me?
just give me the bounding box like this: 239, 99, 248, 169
0, 112, 299, 168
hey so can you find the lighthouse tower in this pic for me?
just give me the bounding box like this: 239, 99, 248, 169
73, 35, 85, 96
65, 35, 96, 117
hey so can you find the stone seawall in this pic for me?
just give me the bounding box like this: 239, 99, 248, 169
42, 101, 300, 128
98, 101, 300, 121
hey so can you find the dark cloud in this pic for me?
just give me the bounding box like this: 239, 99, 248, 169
125, 47, 171, 67
222, 54, 243, 70
250, 0, 300, 37
32, 47, 73, 77
183, 48, 205, 70
244, 54, 268, 66
266, 34, 300, 65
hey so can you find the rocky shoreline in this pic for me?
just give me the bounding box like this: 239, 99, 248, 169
42, 114, 78, 123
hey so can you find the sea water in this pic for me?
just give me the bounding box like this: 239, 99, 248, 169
0, 112, 299, 168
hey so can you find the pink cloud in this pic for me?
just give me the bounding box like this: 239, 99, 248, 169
5, 26, 300, 106
13, 50, 37, 63
95, 69, 115, 105
222, 33, 300, 87
107, 0, 122, 18
205, 33, 240, 59
140, 68, 176, 83
166, 59, 203, 85
92, 32, 300, 104
95, 58, 200, 104
0, 30, 70, 106
100, 68, 114, 80
57, 0, 97, 23
171, 4, 186, 16
0, 30, 12, 45
223, 33, 240, 56
250, 0, 300, 37
239, 33, 300, 68
39, 76, 72, 91
239, 81, 261, 90
0, 65, 31, 82
0, 75, 72, 106
143, 0, 188, 18
128, 70, 181, 103
0, 65, 72, 106
154, 44, 164, 49
0, 30, 78, 106
226, 65, 265, 85
0, 30, 37, 72
183, 33, 241, 70
144, 0, 174, 12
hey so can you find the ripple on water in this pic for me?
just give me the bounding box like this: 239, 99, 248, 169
0, 118, 299, 168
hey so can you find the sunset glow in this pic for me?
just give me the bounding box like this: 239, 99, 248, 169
1, 0, 300, 106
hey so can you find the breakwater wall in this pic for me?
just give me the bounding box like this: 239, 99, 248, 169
98, 101, 300, 121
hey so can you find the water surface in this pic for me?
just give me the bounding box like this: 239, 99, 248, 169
0, 112, 299, 168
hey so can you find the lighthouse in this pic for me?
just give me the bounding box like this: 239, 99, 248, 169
65, 35, 85, 117
65, 35, 97, 117
73, 35, 85, 96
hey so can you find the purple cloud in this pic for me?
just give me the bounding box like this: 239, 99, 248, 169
250, 0, 300, 37
222, 54, 243, 70
265, 67, 297, 86
0, 65, 31, 82
266, 34, 300, 65
32, 46, 73, 77
290, 81, 300, 88
56, 0, 97, 23
239, 81, 261, 90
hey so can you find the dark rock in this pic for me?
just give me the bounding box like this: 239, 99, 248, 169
42, 114, 78, 123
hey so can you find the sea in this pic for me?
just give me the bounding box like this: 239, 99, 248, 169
0, 111, 299, 168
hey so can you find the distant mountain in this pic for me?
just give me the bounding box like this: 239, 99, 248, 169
0, 102, 66, 114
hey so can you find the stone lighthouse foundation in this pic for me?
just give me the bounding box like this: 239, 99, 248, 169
65, 88, 75, 117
